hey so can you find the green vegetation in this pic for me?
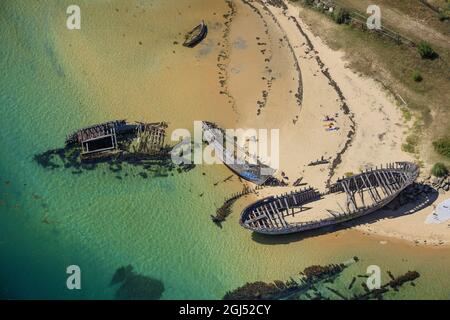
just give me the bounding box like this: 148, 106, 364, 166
417, 41, 438, 59
292, 0, 450, 165
412, 70, 423, 82
438, 12, 449, 21
300, 1, 351, 25
401, 143, 415, 153
344, 172, 354, 177
433, 137, 450, 158
431, 162, 448, 177
402, 134, 420, 154
333, 7, 351, 24
401, 107, 412, 121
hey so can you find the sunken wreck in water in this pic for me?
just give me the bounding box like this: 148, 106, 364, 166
65, 120, 168, 162
240, 162, 419, 235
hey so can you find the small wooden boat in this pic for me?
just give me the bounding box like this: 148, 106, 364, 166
183, 21, 208, 48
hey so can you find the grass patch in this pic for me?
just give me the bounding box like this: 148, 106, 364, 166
412, 70, 423, 82
431, 162, 448, 177
344, 172, 354, 177
292, 0, 450, 163
417, 41, 438, 60
333, 7, 351, 24
300, 0, 352, 25
433, 137, 450, 159
401, 107, 412, 121
406, 134, 420, 146
402, 143, 415, 153
402, 132, 421, 154
438, 12, 449, 21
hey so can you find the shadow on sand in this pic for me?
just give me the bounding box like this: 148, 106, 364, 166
251, 183, 439, 245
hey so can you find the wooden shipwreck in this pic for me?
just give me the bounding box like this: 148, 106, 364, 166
183, 21, 208, 48
202, 121, 276, 185
65, 120, 167, 161
240, 162, 419, 235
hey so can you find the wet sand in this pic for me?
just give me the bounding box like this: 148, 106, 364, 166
54, 0, 238, 132
229, 0, 353, 190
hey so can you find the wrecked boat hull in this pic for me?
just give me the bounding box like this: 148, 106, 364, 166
240, 162, 419, 235
202, 121, 276, 185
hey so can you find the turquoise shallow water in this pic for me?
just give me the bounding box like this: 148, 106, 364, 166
1, 0, 450, 300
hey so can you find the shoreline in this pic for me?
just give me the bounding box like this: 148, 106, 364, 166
2, 0, 450, 300
228, 0, 450, 248
233, 184, 450, 248
352, 190, 450, 248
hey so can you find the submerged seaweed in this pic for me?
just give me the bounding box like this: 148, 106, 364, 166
223, 257, 420, 300
110, 265, 134, 286
111, 265, 164, 300
223, 281, 282, 300
34, 145, 195, 179
224, 260, 349, 300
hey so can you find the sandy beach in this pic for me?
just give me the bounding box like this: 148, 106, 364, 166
222, 0, 449, 247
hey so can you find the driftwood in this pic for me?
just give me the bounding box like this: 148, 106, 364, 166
308, 156, 330, 166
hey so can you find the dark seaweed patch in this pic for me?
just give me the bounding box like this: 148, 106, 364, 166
111, 265, 134, 286
111, 265, 164, 300
224, 257, 420, 300
34, 145, 195, 179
